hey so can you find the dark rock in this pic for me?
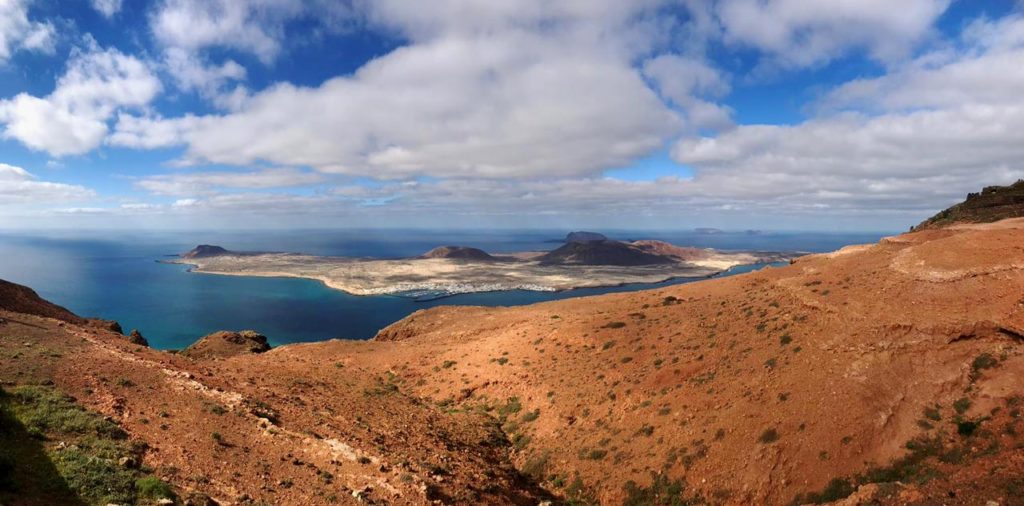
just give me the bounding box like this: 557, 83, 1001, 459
89, 319, 123, 335
183, 330, 271, 360
128, 329, 149, 347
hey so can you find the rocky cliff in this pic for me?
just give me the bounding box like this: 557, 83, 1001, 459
915, 179, 1024, 230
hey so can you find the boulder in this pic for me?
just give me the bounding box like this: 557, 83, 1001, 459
183, 331, 271, 360
128, 329, 149, 347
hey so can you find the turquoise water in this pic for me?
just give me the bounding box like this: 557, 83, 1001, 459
0, 230, 887, 349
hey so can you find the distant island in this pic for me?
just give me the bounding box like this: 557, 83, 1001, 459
166, 231, 798, 298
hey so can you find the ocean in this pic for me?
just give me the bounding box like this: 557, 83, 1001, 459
0, 229, 889, 349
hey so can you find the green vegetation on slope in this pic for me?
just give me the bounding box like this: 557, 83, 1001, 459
0, 385, 175, 505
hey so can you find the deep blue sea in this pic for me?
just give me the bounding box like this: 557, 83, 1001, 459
0, 229, 889, 349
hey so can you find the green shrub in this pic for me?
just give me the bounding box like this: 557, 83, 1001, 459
136, 476, 175, 500
953, 397, 971, 415
623, 473, 690, 506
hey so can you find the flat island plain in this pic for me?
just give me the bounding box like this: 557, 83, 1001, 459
167, 234, 798, 297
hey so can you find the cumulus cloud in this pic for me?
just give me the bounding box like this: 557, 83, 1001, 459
671, 14, 1024, 218
90, 0, 123, 18
0, 163, 95, 204
114, 3, 694, 178
135, 167, 325, 196
643, 54, 734, 131
716, 0, 950, 68
148, 0, 354, 107
0, 0, 55, 63
0, 41, 161, 156
822, 15, 1024, 112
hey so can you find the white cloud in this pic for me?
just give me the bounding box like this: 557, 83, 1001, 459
115, 3, 694, 179
0, 0, 55, 63
716, 0, 950, 68
90, 0, 123, 18
0, 42, 162, 156
643, 54, 734, 131
670, 15, 1024, 218
162, 47, 248, 109
822, 15, 1024, 113
151, 0, 304, 63
0, 163, 95, 204
135, 167, 325, 196
172, 198, 198, 208
149, 0, 354, 107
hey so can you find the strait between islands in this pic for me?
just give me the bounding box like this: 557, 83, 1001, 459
166, 232, 799, 297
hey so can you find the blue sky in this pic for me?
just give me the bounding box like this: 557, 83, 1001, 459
0, 0, 1022, 231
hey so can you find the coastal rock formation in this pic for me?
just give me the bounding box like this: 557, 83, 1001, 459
128, 329, 149, 347
182, 330, 271, 359
0, 279, 85, 325
419, 245, 496, 261
915, 179, 1024, 230
182, 244, 231, 259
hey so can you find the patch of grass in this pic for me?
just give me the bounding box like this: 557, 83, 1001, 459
583, 449, 607, 460
602, 340, 616, 350
497, 397, 522, 420
623, 473, 697, 506
603, 321, 627, 329
779, 334, 792, 346
923, 405, 941, 421
441, 360, 457, 369
0, 385, 173, 505
363, 376, 400, 397
522, 451, 549, 481
521, 409, 540, 423
970, 353, 998, 380
136, 476, 175, 501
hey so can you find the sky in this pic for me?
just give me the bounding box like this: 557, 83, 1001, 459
0, 0, 1022, 232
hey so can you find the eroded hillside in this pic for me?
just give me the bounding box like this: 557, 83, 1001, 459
1, 219, 1023, 505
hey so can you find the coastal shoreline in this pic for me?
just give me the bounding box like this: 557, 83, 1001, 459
162, 249, 797, 299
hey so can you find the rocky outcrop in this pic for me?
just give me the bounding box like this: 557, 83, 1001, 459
182, 245, 231, 259
915, 179, 1024, 230
89, 319, 123, 334
0, 279, 86, 325
127, 329, 149, 347
182, 330, 271, 359
419, 246, 496, 261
